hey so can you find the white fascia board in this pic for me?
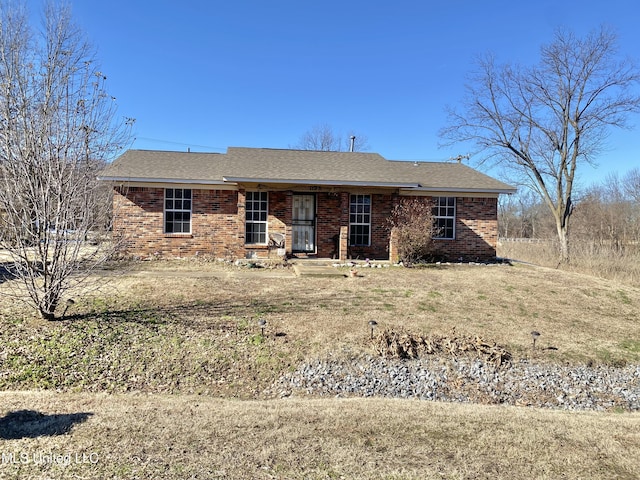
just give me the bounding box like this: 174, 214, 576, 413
223, 176, 421, 188
97, 176, 230, 186
400, 186, 517, 195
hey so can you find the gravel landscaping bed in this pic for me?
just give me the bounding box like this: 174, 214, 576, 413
277, 355, 640, 411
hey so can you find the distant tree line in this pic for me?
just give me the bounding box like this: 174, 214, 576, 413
499, 167, 640, 249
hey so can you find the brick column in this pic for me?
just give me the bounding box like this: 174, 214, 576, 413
338, 226, 347, 261
339, 192, 349, 261
388, 227, 399, 263
388, 194, 401, 263
236, 189, 246, 252
285, 190, 293, 257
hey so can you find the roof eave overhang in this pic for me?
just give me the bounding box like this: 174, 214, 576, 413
97, 175, 516, 194
400, 186, 517, 195
97, 176, 230, 186
223, 177, 420, 188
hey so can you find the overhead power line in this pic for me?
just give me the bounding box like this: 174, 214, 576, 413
133, 136, 227, 152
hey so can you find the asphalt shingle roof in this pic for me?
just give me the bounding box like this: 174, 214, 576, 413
99, 147, 516, 193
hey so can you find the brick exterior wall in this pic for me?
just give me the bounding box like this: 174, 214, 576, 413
316, 192, 342, 258
347, 193, 394, 260
432, 197, 498, 261
113, 187, 499, 261
114, 186, 243, 258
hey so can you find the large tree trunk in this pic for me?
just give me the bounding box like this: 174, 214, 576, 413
556, 222, 570, 264
555, 195, 573, 264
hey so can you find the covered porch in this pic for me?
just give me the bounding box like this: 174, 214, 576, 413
237, 188, 399, 262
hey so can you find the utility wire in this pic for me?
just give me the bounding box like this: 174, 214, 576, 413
133, 136, 227, 152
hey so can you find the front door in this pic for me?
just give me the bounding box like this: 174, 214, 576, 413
292, 194, 316, 253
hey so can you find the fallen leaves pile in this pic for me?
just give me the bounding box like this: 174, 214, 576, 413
371, 328, 512, 366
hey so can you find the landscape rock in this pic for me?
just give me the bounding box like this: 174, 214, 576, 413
276, 355, 640, 411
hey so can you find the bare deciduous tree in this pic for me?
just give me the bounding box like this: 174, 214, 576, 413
498, 190, 546, 239
440, 27, 640, 262
576, 170, 640, 247
292, 123, 370, 152
623, 167, 640, 203
0, 2, 132, 319
575, 174, 628, 249
622, 168, 640, 244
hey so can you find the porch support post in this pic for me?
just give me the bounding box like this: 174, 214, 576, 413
285, 191, 293, 257
389, 227, 399, 263
339, 226, 348, 261
388, 194, 401, 263
339, 192, 349, 261
236, 189, 246, 257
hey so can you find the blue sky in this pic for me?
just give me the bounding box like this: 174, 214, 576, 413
29, 1, 640, 185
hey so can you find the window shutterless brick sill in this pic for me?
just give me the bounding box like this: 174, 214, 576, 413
164, 234, 193, 238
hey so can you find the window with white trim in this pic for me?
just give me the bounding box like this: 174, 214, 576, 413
349, 194, 371, 246
432, 196, 455, 239
164, 188, 191, 233
245, 191, 268, 244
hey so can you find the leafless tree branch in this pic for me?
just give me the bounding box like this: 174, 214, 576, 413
0, 2, 132, 319
440, 26, 640, 262
291, 123, 370, 152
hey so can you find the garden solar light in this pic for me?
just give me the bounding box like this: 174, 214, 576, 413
62, 298, 75, 318
531, 331, 540, 349
368, 320, 378, 339
258, 318, 267, 336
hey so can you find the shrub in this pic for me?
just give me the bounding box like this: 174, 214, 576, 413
388, 198, 437, 265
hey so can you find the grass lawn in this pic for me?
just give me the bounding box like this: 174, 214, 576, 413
1, 260, 639, 479
1, 391, 639, 480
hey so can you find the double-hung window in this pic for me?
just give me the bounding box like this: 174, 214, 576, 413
349, 194, 371, 246
245, 191, 268, 244
164, 188, 191, 233
432, 196, 455, 239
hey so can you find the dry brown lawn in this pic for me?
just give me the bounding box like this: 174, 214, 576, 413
498, 240, 640, 288
1, 391, 639, 480
112, 260, 640, 367
1, 259, 639, 479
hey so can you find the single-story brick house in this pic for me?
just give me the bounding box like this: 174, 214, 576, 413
98, 147, 515, 261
